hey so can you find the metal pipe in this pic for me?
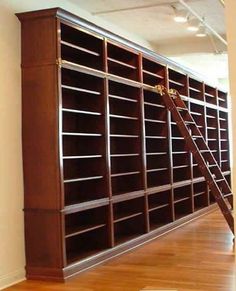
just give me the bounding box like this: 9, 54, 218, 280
208, 33, 220, 54
218, 0, 225, 7
179, 0, 227, 46
92, 1, 179, 15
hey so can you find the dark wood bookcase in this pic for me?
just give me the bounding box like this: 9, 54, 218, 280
17, 8, 231, 281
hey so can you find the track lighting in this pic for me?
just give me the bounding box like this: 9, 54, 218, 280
196, 25, 207, 37
187, 18, 199, 32
173, 9, 188, 23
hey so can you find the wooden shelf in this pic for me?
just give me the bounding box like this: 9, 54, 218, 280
146, 136, 167, 139
205, 92, 215, 98
147, 167, 168, 173
61, 40, 100, 57
194, 191, 206, 197
144, 101, 165, 108
111, 171, 140, 178
169, 79, 185, 87
114, 212, 143, 223
173, 165, 189, 169
111, 153, 139, 157
146, 152, 167, 156
174, 197, 190, 204
109, 94, 138, 103
110, 134, 139, 138
62, 108, 102, 116
148, 203, 169, 212
189, 87, 201, 93
108, 57, 137, 69
145, 118, 166, 124
64, 175, 104, 183
63, 155, 102, 159
63, 132, 102, 137
62, 84, 101, 96
110, 114, 138, 120
65, 223, 106, 238
143, 70, 164, 79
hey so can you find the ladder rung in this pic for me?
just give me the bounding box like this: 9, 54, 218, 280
208, 164, 217, 168
200, 150, 211, 153
192, 135, 202, 138
224, 193, 233, 198
215, 178, 225, 183
177, 107, 188, 111
185, 121, 195, 125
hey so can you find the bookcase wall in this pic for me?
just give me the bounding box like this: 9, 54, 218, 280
17, 8, 231, 281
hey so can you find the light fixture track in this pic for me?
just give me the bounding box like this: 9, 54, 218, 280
178, 0, 227, 46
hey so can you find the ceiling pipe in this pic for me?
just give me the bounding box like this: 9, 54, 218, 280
218, 0, 225, 7
208, 33, 221, 54
92, 1, 179, 15
178, 0, 227, 46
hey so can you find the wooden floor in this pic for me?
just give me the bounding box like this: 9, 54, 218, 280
6, 210, 235, 291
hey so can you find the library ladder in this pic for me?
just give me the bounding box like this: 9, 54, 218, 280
155, 85, 234, 235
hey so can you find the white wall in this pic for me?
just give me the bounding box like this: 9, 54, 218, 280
225, 1, 236, 235
0, 1, 151, 289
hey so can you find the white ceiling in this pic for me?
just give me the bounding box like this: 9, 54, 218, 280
69, 0, 228, 85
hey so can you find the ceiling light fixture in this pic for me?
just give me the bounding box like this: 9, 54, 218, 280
187, 18, 199, 32
196, 25, 207, 37
173, 9, 188, 23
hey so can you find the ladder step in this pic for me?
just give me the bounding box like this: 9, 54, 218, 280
200, 150, 211, 153
208, 164, 217, 168
184, 121, 195, 125
224, 193, 233, 198
215, 178, 225, 183
177, 107, 188, 111
192, 135, 202, 138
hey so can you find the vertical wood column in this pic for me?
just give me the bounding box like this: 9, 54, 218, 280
139, 53, 150, 232
166, 66, 175, 221
225, 0, 236, 235
186, 76, 194, 213
103, 39, 114, 247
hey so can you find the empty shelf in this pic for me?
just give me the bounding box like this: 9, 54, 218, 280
111, 171, 140, 178
109, 94, 138, 103
62, 84, 101, 95
108, 57, 137, 69
64, 175, 104, 183
61, 40, 100, 57
62, 108, 102, 116
110, 114, 138, 120
63, 155, 102, 159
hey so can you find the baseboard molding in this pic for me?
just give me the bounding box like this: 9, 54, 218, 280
0, 269, 25, 290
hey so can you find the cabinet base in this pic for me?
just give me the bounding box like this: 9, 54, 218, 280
26, 204, 218, 281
